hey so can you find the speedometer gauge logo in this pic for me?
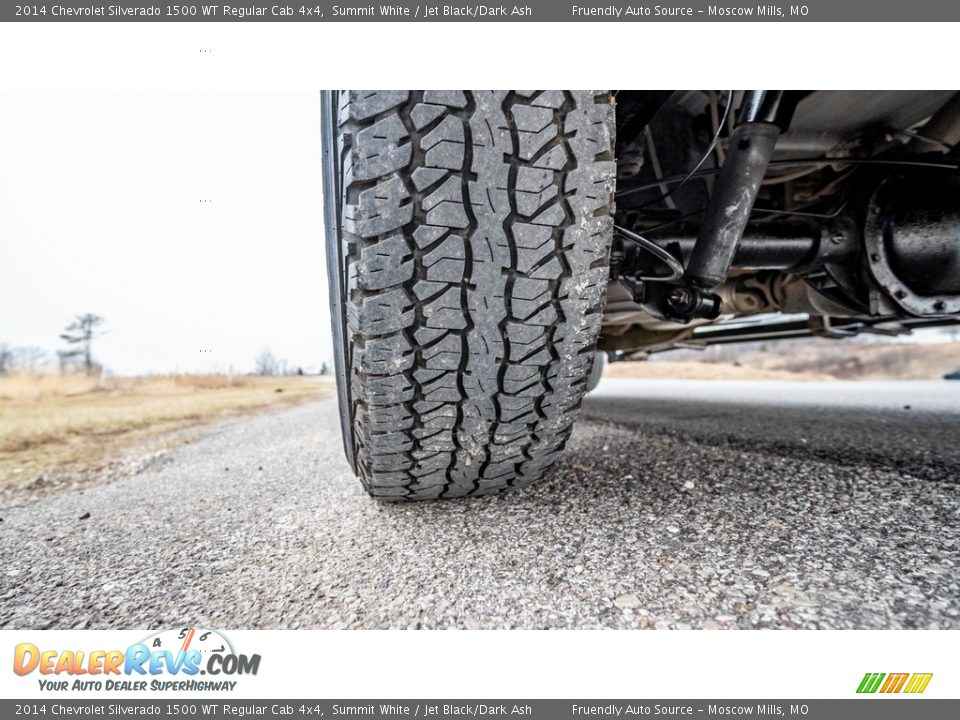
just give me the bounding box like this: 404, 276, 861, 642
142, 627, 235, 660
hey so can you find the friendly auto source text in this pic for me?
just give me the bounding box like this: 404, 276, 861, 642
571, 5, 807, 17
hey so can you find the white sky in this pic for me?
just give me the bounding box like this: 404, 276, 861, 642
0, 91, 332, 375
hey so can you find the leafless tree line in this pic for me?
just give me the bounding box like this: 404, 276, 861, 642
255, 348, 301, 376
0, 343, 49, 375
254, 348, 331, 376
1, 313, 105, 376
4, 312, 332, 377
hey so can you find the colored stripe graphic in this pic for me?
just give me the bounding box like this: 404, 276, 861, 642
892, 673, 910, 693
857, 673, 885, 693
880, 673, 909, 693
904, 673, 934, 694
857, 672, 933, 694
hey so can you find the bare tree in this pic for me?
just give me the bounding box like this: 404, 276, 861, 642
59, 313, 105, 375
57, 350, 80, 374
254, 348, 278, 376
0, 343, 13, 375
14, 346, 48, 374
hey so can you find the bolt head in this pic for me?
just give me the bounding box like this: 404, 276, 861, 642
667, 287, 695, 312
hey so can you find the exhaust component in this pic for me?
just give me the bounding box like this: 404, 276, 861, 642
907, 91, 960, 154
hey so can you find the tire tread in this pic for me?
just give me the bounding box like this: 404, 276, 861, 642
338, 90, 615, 499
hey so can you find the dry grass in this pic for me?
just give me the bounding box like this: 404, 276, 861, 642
745, 341, 960, 380
603, 361, 834, 382
605, 341, 960, 382
0, 373, 332, 485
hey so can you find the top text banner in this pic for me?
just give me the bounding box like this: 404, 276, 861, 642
5, 1, 960, 22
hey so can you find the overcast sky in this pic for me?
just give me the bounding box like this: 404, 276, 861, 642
0, 91, 332, 375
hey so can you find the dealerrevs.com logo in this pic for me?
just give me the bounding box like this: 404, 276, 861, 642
13, 627, 260, 693
857, 673, 933, 694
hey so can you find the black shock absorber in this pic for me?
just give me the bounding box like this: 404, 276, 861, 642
684, 91, 799, 291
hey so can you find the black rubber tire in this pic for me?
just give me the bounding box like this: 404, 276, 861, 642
328, 90, 616, 500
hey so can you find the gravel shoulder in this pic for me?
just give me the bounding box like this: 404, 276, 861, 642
1, 384, 957, 630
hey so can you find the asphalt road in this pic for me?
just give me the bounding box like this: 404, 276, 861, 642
1, 379, 958, 630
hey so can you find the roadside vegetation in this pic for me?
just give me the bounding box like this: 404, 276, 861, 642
0, 373, 332, 488
605, 340, 960, 381
2, 312, 334, 492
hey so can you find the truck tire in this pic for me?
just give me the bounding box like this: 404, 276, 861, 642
323, 90, 616, 499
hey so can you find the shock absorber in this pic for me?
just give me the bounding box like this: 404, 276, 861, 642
684, 91, 799, 292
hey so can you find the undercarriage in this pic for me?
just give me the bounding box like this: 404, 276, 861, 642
604, 90, 960, 355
